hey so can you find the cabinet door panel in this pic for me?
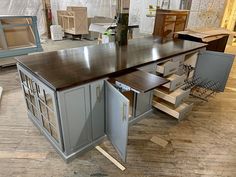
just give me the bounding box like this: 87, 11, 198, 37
195, 51, 234, 92
18, 66, 40, 123
35, 81, 64, 150
90, 80, 105, 140
58, 85, 92, 155
105, 81, 129, 162
135, 91, 152, 117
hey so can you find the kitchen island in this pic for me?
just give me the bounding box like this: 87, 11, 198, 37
16, 37, 234, 162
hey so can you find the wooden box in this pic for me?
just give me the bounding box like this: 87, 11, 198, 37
57, 7, 88, 35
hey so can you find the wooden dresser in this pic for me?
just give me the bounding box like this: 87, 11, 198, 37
153, 9, 189, 39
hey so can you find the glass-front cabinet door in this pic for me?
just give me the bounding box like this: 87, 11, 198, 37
17, 64, 63, 151
35, 81, 63, 150
18, 69, 40, 123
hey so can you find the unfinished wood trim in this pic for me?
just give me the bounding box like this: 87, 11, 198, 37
150, 136, 169, 148
226, 87, 236, 92
95, 146, 126, 171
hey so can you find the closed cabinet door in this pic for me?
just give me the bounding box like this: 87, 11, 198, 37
105, 81, 129, 162
194, 51, 235, 92
90, 80, 105, 140
18, 67, 40, 124
57, 85, 92, 155
35, 81, 63, 150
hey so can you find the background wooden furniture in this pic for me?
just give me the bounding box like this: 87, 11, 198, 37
0, 16, 42, 58
57, 7, 88, 36
153, 9, 189, 39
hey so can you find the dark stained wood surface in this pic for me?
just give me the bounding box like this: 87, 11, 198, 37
16, 37, 207, 91
114, 70, 168, 93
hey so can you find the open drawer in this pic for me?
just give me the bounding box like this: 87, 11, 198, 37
105, 70, 168, 162
162, 74, 186, 91
153, 87, 190, 107
152, 98, 193, 120
156, 60, 180, 77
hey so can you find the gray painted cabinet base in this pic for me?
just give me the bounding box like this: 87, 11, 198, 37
16, 48, 234, 163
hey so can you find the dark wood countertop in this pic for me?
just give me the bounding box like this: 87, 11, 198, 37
16, 37, 207, 91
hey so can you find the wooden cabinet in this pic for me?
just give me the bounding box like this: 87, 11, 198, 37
0, 16, 42, 58
57, 7, 88, 35
153, 9, 189, 39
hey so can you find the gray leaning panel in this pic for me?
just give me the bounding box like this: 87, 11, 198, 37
194, 51, 235, 92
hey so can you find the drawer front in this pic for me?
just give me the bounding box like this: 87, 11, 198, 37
178, 103, 193, 120
163, 74, 186, 91
171, 55, 185, 65
138, 63, 157, 73
152, 100, 193, 120
165, 15, 176, 21
153, 88, 190, 107
156, 61, 179, 77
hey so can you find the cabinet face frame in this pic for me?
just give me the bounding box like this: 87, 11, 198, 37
17, 64, 64, 151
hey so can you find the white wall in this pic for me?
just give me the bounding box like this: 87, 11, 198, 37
50, 0, 114, 24
129, 0, 181, 34
187, 0, 227, 29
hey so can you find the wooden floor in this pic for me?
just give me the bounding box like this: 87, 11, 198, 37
0, 47, 236, 177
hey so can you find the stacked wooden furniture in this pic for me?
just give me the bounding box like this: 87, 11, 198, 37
153, 9, 189, 39
0, 16, 42, 58
57, 6, 88, 36
153, 53, 197, 120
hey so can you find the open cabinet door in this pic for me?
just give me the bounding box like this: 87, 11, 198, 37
105, 80, 129, 162
194, 51, 234, 92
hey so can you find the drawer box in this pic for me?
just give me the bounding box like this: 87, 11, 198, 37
153, 87, 190, 107
156, 61, 179, 76
152, 98, 193, 120
163, 74, 186, 91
